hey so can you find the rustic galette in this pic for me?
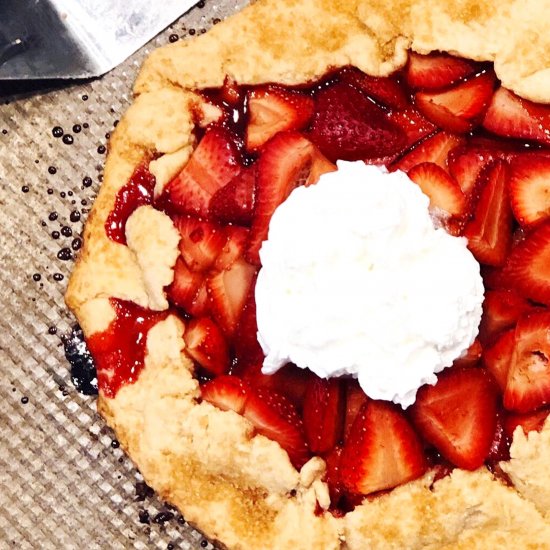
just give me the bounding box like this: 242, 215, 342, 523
66, 1, 550, 548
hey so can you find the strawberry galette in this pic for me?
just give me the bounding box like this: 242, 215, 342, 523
66, 1, 550, 548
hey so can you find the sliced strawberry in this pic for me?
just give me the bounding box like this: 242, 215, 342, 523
184, 317, 229, 376
485, 412, 511, 464
479, 289, 534, 344
308, 145, 339, 183
309, 81, 406, 162
504, 311, 550, 413
391, 131, 464, 174
414, 71, 495, 133
232, 279, 264, 368
209, 166, 256, 226
201, 374, 249, 414
464, 159, 513, 266
509, 155, 550, 228
448, 142, 515, 196
339, 67, 408, 109
173, 215, 227, 272
483, 329, 515, 391
303, 377, 345, 454
207, 258, 256, 336
246, 85, 314, 151
343, 381, 368, 441
453, 339, 482, 368
324, 445, 345, 507
167, 257, 206, 314
408, 162, 467, 217
166, 127, 242, 216
202, 375, 309, 468
483, 87, 550, 146
215, 225, 250, 271
341, 400, 426, 495
504, 408, 550, 438
409, 367, 498, 470
386, 107, 438, 151
240, 362, 310, 409
246, 132, 335, 265
244, 387, 310, 468
503, 222, 550, 305
187, 282, 209, 317
405, 52, 477, 90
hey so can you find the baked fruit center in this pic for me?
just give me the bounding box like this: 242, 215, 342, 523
93, 51, 550, 512
255, 162, 484, 409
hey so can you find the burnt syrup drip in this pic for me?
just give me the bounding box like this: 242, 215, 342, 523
62, 325, 98, 395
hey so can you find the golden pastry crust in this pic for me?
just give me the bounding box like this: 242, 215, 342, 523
66, 0, 550, 548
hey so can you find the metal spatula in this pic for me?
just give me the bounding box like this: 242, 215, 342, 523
0, 0, 199, 80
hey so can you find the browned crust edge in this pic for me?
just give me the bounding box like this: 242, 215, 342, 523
66, 1, 550, 548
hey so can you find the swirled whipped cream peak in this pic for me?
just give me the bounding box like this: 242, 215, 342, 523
255, 161, 484, 408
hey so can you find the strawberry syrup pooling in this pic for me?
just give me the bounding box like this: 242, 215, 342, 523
105, 164, 156, 244
86, 299, 169, 398
92, 51, 550, 510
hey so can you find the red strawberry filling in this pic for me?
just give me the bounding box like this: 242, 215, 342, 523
93, 51, 550, 512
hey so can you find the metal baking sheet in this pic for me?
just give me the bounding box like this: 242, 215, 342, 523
0, 1, 248, 547
0, 0, 201, 79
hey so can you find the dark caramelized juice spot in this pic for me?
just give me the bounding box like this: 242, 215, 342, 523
87, 298, 169, 398
105, 165, 156, 244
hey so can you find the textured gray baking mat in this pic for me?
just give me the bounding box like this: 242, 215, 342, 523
0, 1, 249, 548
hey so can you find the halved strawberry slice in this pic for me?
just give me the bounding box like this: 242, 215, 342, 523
405, 52, 477, 90
448, 142, 515, 196
201, 375, 249, 414
244, 387, 310, 468
240, 363, 310, 409
246, 85, 314, 151
504, 408, 550, 438
202, 376, 310, 468
303, 377, 345, 454
339, 67, 408, 110
509, 155, 550, 228
481, 264, 514, 292
504, 311, 550, 413
167, 257, 208, 316
209, 166, 256, 226
166, 127, 242, 216
232, 278, 264, 368
483, 329, 515, 391
341, 400, 426, 495
463, 159, 513, 266
453, 338, 482, 368
391, 131, 464, 174
207, 258, 257, 335
483, 87, 550, 146
410, 367, 498, 470
386, 107, 437, 151
173, 215, 227, 272
246, 131, 335, 265
503, 222, 550, 305
184, 317, 229, 376
414, 71, 495, 133
343, 381, 368, 441
309, 81, 406, 162
407, 162, 467, 217
485, 411, 511, 464
214, 225, 250, 271
479, 289, 534, 344
324, 445, 345, 507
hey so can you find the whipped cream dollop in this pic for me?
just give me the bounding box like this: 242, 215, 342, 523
255, 162, 484, 408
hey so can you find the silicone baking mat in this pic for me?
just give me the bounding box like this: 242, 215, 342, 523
0, 1, 248, 547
